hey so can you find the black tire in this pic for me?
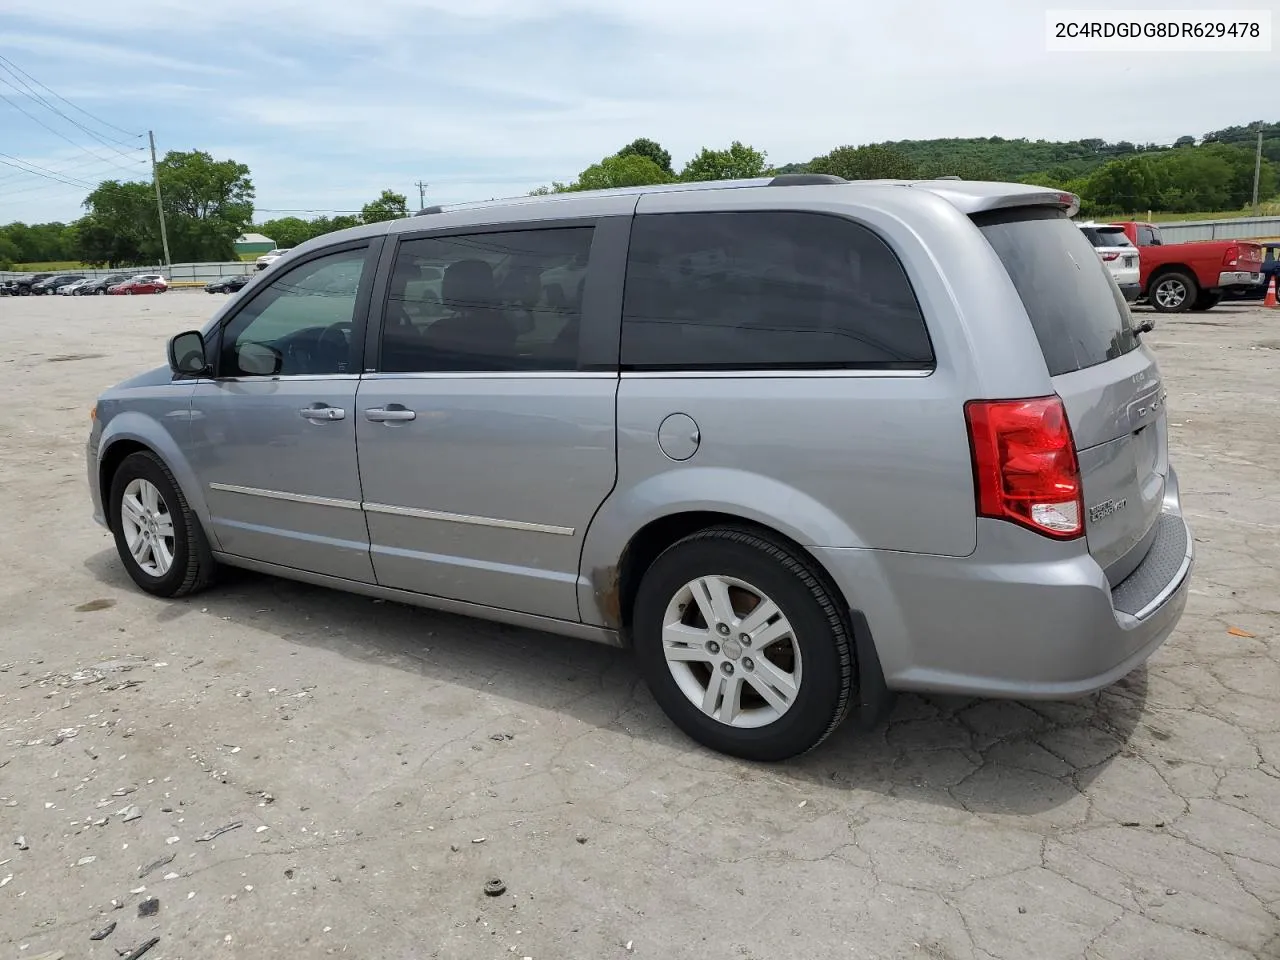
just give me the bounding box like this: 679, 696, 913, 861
1149, 271, 1197, 313
1191, 291, 1221, 312
108, 451, 215, 598
96, 288, 105, 295
633, 526, 855, 761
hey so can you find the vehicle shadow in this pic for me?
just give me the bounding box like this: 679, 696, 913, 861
85, 551, 1147, 817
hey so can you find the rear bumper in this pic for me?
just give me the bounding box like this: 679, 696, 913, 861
816, 466, 1193, 699
1219, 271, 1261, 289
1118, 282, 1142, 302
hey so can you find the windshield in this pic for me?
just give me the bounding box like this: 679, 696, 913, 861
977, 207, 1140, 377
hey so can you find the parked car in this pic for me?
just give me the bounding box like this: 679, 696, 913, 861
87, 175, 1193, 761
1223, 241, 1280, 301
1109, 220, 1263, 312
32, 273, 85, 295
1077, 222, 1140, 301
255, 248, 292, 271
205, 275, 252, 294
3, 273, 53, 296
108, 277, 167, 295
80, 274, 135, 296
57, 278, 97, 296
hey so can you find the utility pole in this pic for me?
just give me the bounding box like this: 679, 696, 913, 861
149, 130, 172, 272
415, 180, 428, 209
1251, 130, 1263, 216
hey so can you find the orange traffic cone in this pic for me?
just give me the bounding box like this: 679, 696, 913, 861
1266, 275, 1278, 309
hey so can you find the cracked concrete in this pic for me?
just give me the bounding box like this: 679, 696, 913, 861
0, 294, 1277, 959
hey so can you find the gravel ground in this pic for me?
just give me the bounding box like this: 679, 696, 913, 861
1, 291, 1278, 960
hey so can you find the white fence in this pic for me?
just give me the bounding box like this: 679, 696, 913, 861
1, 261, 252, 285
1155, 216, 1280, 243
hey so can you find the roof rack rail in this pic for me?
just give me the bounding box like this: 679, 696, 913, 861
414, 205, 444, 216
768, 173, 847, 186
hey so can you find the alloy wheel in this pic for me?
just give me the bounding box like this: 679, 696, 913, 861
119, 478, 176, 577
661, 574, 803, 728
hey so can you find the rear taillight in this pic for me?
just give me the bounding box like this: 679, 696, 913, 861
1100, 252, 1119, 261
965, 396, 1084, 540
1223, 244, 1239, 268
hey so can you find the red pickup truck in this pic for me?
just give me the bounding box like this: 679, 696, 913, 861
1109, 221, 1263, 313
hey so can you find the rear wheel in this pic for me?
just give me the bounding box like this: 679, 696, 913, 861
1150, 271, 1197, 313
633, 526, 855, 761
109, 451, 215, 598
1191, 291, 1221, 312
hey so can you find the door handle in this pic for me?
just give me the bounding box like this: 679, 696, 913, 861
299, 406, 345, 421
364, 406, 416, 423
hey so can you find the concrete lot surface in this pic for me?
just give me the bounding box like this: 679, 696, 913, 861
1, 292, 1278, 959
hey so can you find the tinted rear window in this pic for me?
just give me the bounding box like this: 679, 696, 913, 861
621, 211, 933, 370
976, 208, 1139, 377
1079, 226, 1133, 249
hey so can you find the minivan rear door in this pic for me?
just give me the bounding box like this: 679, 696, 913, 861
977, 208, 1165, 584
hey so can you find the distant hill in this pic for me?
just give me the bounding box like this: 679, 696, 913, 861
777, 122, 1280, 183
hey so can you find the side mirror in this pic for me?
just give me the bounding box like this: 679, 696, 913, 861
168, 330, 209, 376
1133, 316, 1156, 335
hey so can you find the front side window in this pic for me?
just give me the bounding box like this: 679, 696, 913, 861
620, 211, 933, 370
218, 247, 368, 378
379, 227, 593, 373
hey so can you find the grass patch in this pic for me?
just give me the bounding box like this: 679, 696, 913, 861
12, 261, 86, 272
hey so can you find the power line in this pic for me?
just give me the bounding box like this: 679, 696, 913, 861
0, 85, 146, 178
0, 54, 143, 141
0, 59, 143, 158
0, 153, 96, 190
0, 148, 149, 187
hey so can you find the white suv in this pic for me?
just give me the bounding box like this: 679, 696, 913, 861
1077, 222, 1140, 301
255, 248, 293, 271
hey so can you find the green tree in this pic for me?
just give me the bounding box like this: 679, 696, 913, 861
0, 233, 18, 269
575, 153, 672, 190
155, 150, 255, 261
78, 181, 159, 265
361, 190, 409, 223
680, 141, 769, 182
256, 216, 315, 249
1174, 135, 1196, 148
808, 144, 916, 180
617, 137, 673, 176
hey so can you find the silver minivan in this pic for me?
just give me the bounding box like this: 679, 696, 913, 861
87, 175, 1193, 760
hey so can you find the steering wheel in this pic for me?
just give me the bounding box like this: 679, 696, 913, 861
316, 322, 352, 357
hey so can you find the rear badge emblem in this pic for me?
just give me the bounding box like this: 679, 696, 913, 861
1089, 498, 1127, 523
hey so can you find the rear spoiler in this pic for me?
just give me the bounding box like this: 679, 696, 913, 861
913, 182, 1081, 218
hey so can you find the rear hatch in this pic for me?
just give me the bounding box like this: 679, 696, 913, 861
977, 208, 1166, 585
1079, 225, 1139, 277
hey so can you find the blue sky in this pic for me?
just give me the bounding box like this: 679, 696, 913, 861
0, 0, 1273, 226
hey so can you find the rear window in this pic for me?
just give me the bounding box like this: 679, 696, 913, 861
1079, 226, 1133, 249
621, 211, 933, 370
976, 208, 1139, 377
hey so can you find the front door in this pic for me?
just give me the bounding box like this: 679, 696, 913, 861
355, 223, 617, 621
188, 241, 380, 582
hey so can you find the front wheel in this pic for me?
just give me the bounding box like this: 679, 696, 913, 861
633, 527, 855, 761
1150, 272, 1197, 313
109, 451, 215, 597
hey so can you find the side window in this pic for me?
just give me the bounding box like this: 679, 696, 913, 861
219, 248, 368, 378
379, 227, 594, 373
621, 212, 933, 371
